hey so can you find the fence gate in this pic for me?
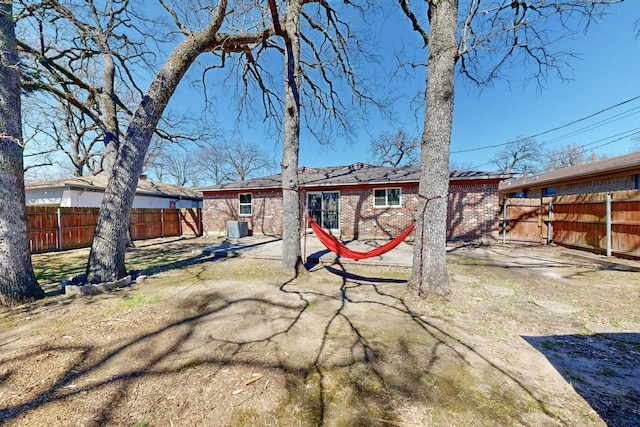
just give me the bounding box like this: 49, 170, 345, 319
500, 198, 549, 244
501, 190, 640, 259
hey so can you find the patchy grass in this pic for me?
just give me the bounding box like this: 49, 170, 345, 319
3, 238, 638, 426
102, 293, 161, 318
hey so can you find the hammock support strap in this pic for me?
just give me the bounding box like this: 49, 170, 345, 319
307, 216, 415, 261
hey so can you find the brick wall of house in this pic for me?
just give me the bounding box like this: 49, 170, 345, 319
203, 181, 503, 241
447, 182, 501, 241
512, 174, 638, 199
202, 190, 286, 237
338, 185, 418, 239
559, 175, 636, 195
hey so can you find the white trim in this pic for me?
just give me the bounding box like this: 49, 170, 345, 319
373, 187, 402, 208
238, 193, 252, 216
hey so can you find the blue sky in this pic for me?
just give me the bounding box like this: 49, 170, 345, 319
448, 1, 640, 170
166, 1, 639, 173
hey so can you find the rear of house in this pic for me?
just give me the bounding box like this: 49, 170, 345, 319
199, 163, 514, 242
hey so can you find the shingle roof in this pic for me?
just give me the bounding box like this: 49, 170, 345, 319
26, 175, 202, 200
499, 151, 640, 192
198, 163, 514, 192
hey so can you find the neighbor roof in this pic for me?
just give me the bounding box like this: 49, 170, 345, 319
199, 163, 515, 192
499, 151, 640, 192
26, 175, 202, 200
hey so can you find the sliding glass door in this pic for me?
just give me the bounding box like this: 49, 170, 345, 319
307, 192, 339, 230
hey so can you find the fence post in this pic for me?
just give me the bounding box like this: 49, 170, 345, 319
161, 209, 165, 238
547, 200, 553, 244
178, 208, 183, 236
502, 199, 507, 244
57, 208, 62, 251
606, 193, 612, 257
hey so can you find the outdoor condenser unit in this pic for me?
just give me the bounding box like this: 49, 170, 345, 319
227, 221, 248, 238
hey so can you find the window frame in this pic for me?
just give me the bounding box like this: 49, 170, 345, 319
373, 188, 402, 208
238, 193, 252, 216
509, 191, 527, 198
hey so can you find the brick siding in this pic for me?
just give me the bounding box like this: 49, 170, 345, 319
507, 173, 639, 199
202, 190, 284, 237
557, 175, 635, 197
203, 181, 503, 242
447, 182, 501, 241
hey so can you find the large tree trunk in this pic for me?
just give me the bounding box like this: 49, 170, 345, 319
100, 52, 119, 176
0, 2, 45, 306
280, 0, 305, 276
86, 3, 229, 283
409, 0, 458, 296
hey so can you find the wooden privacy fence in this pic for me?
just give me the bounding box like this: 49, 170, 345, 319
501, 190, 640, 258
27, 206, 202, 254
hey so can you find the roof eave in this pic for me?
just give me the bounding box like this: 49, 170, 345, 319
27, 181, 201, 200
499, 165, 640, 192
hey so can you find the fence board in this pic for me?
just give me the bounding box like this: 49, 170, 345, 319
59, 208, 98, 249
180, 208, 201, 235
501, 198, 542, 243
502, 190, 640, 258
26, 206, 200, 254
27, 207, 59, 253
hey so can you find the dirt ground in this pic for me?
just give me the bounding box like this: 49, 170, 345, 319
1, 237, 639, 426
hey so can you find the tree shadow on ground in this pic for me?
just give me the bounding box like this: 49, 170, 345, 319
127, 237, 280, 279
523, 333, 640, 427
447, 244, 640, 281
2, 257, 573, 425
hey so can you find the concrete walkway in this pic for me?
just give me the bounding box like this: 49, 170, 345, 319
200, 234, 640, 272
203, 234, 415, 267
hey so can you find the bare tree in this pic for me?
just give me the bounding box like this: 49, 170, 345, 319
256, 0, 387, 275
0, 1, 45, 305
401, 0, 622, 296
369, 129, 419, 168
85, 0, 278, 283
196, 139, 275, 185
25, 97, 104, 176
278, 0, 305, 276
405, 0, 458, 297
150, 147, 203, 186
14, 0, 182, 178
491, 137, 542, 176
544, 143, 587, 171
17, 0, 158, 174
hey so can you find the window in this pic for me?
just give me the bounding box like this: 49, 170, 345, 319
374, 188, 401, 207
509, 191, 527, 198
636, 174, 640, 190
542, 187, 557, 197
239, 193, 252, 216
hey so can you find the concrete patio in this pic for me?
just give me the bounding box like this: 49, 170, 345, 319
202, 233, 415, 267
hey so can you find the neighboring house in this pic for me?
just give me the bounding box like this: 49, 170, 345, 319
499, 151, 640, 197
497, 151, 640, 258
25, 175, 203, 209
199, 163, 515, 242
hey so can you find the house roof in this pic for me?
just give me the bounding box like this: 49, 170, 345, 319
499, 151, 640, 193
25, 175, 202, 200
198, 163, 515, 192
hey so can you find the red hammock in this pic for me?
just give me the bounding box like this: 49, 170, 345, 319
307, 216, 415, 261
